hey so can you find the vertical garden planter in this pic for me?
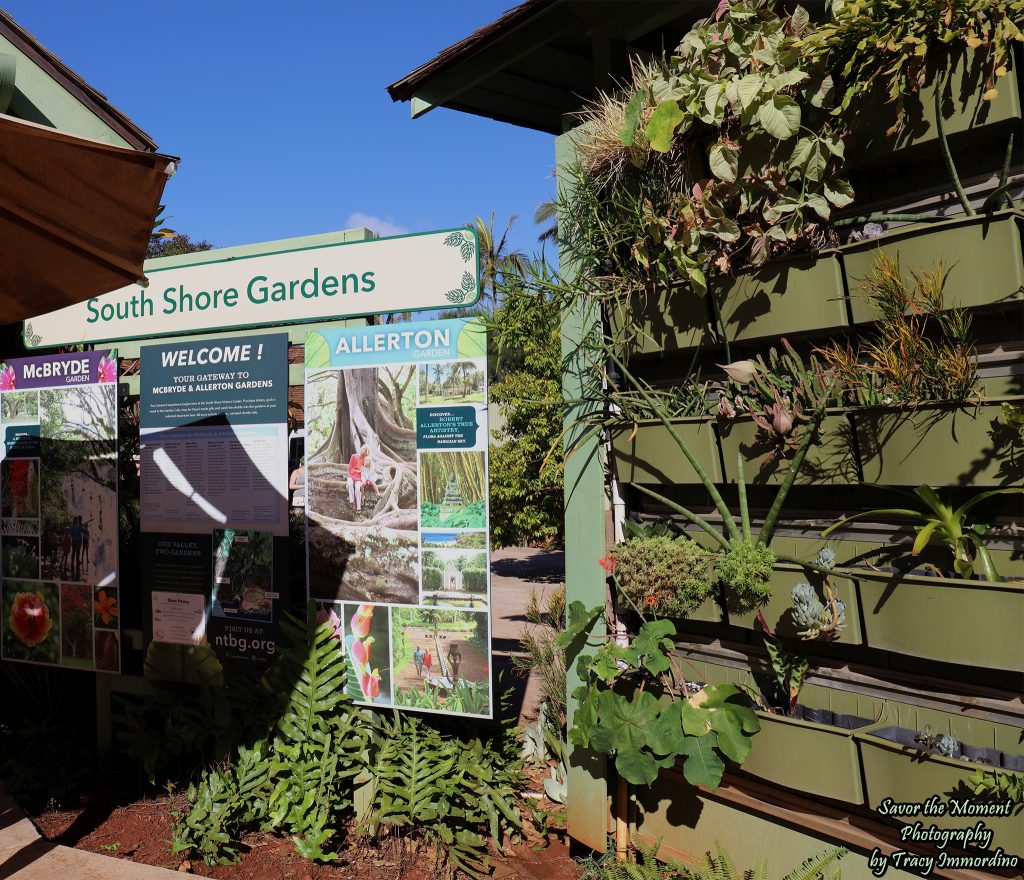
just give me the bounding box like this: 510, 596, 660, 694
740, 710, 868, 804
608, 285, 712, 355
610, 419, 721, 485
858, 573, 1024, 672
854, 401, 1022, 488
727, 562, 865, 647
718, 413, 859, 487
856, 725, 1024, 854
842, 211, 1024, 324
715, 250, 847, 343
843, 46, 1023, 168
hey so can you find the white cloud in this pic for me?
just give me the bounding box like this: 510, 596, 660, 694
344, 212, 409, 238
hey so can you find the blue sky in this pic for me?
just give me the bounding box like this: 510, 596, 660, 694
7, 1, 555, 258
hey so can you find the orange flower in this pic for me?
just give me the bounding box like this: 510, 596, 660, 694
9, 592, 53, 647
94, 590, 119, 626
598, 555, 617, 572
645, 595, 658, 607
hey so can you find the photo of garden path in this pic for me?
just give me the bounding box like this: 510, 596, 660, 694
393, 626, 488, 689
417, 360, 485, 405
305, 365, 419, 604
419, 450, 486, 529
421, 547, 488, 607
391, 607, 490, 715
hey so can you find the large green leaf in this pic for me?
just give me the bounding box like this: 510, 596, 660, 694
735, 73, 763, 110
645, 100, 685, 153
646, 701, 686, 757
710, 709, 752, 764
679, 732, 725, 790
556, 601, 602, 649
615, 748, 660, 786
757, 94, 801, 139
709, 141, 739, 183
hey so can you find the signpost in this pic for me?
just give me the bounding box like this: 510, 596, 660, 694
14, 225, 492, 721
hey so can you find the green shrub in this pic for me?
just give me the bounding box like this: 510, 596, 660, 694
611, 534, 713, 616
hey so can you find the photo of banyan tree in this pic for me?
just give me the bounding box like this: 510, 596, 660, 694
305, 365, 419, 604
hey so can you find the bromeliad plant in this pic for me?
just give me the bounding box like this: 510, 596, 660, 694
823, 485, 1023, 581
562, 602, 760, 788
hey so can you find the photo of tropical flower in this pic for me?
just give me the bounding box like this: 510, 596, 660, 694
0, 365, 16, 391
305, 365, 419, 604
419, 451, 486, 529
421, 549, 488, 608
2, 536, 39, 580
391, 607, 489, 716
0, 390, 39, 425
211, 529, 273, 622
1, 458, 40, 520
340, 602, 391, 706
60, 582, 94, 667
2, 580, 60, 664
417, 360, 485, 405
94, 586, 118, 628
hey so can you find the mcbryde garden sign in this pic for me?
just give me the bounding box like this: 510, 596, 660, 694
23, 229, 480, 349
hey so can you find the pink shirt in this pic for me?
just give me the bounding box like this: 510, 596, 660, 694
348, 454, 363, 481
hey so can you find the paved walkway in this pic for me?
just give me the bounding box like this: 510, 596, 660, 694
490, 546, 565, 727
0, 787, 179, 879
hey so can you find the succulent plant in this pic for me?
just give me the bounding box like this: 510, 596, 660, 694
791, 582, 846, 641
816, 547, 836, 570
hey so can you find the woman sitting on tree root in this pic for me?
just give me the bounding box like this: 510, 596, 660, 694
347, 445, 367, 514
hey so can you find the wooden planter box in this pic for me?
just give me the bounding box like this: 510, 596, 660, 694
844, 46, 1023, 168
842, 211, 1024, 324
718, 413, 859, 487
741, 710, 868, 804
854, 401, 1022, 488
856, 725, 1024, 854
609, 419, 721, 485
607, 285, 712, 356
715, 250, 846, 344
858, 573, 1024, 672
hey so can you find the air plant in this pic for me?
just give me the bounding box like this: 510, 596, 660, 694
822, 485, 1022, 581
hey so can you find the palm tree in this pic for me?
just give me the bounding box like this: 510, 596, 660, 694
472, 213, 528, 306
534, 199, 558, 256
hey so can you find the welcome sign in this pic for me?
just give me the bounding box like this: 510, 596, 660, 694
22, 228, 480, 349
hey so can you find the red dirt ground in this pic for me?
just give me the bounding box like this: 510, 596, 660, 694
30, 781, 581, 880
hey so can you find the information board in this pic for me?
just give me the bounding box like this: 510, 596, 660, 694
304, 317, 492, 718
0, 351, 120, 672
139, 333, 289, 681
